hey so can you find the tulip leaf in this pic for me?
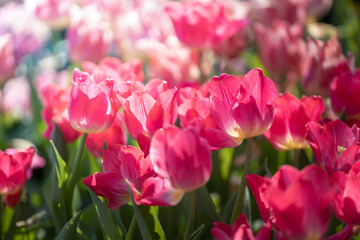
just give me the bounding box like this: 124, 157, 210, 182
138, 206, 166, 240
125, 180, 153, 240
51, 166, 68, 232
50, 140, 68, 188
195, 186, 222, 227
56, 211, 81, 240
86, 186, 122, 240
51, 121, 69, 163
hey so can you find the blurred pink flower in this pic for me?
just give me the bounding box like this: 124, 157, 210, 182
66, 5, 113, 63
0, 34, 16, 84
2, 77, 32, 120
164, 0, 246, 49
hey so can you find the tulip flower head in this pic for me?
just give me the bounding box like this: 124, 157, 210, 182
209, 68, 277, 144
264, 93, 325, 151
68, 68, 120, 133
0, 147, 35, 208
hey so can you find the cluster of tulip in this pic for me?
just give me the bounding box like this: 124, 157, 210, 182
0, 0, 360, 239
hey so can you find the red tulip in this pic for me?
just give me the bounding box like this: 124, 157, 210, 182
264, 93, 324, 151
68, 68, 120, 133
0, 147, 35, 208
306, 120, 360, 174
150, 125, 212, 192
209, 69, 277, 144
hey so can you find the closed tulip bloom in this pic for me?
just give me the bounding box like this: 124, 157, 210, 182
150, 125, 212, 192
0, 147, 35, 208
209, 68, 277, 144
68, 68, 120, 133
264, 93, 324, 151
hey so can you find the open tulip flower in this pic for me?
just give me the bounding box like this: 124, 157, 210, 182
306, 120, 360, 174
209, 68, 277, 144
0, 148, 35, 208
264, 92, 325, 151
68, 68, 120, 133
83, 144, 184, 210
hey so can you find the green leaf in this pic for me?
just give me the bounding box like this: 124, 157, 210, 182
217, 148, 234, 181
51, 121, 69, 163
86, 186, 122, 240
125, 180, 153, 240
138, 206, 166, 240
195, 186, 222, 227
51, 167, 67, 232
56, 211, 81, 240
50, 140, 68, 188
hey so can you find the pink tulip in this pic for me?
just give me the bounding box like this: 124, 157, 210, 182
264, 93, 324, 151
177, 87, 239, 150
254, 21, 304, 78
40, 81, 80, 142
209, 69, 277, 144
66, 5, 113, 63
86, 113, 127, 158
0, 147, 35, 208
268, 165, 333, 240
164, 0, 246, 49
330, 64, 360, 118
68, 68, 120, 133
121, 80, 178, 154
83, 144, 183, 210
150, 125, 212, 192
331, 161, 360, 225
306, 120, 360, 174
33, 0, 72, 30
301, 37, 354, 97
249, 165, 333, 240
0, 34, 16, 84
212, 214, 271, 240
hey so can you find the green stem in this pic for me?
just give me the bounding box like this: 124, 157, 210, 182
293, 149, 300, 169
66, 133, 88, 217
230, 138, 253, 224
125, 215, 137, 240
183, 191, 196, 240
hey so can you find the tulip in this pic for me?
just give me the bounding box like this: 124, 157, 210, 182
68, 68, 120, 133
164, 0, 246, 49
121, 80, 178, 154
85, 113, 127, 158
331, 161, 360, 225
248, 165, 333, 240
306, 120, 360, 174
330, 64, 360, 118
0, 34, 16, 84
264, 93, 324, 151
150, 125, 212, 192
212, 214, 271, 240
209, 68, 277, 144
83, 144, 183, 210
0, 148, 35, 208
33, 0, 71, 30
66, 5, 113, 63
